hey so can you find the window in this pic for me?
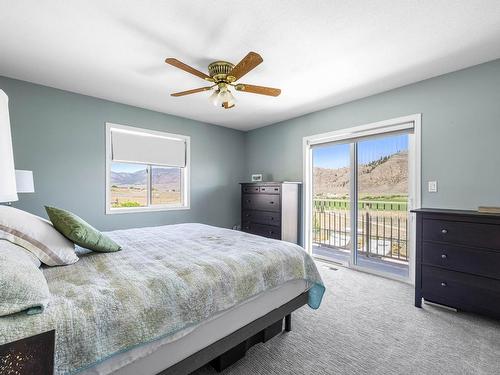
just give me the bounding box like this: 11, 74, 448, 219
105, 123, 190, 214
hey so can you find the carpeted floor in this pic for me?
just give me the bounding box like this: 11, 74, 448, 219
193, 262, 500, 374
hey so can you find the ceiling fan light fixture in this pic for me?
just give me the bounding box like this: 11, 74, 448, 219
225, 94, 237, 109
209, 89, 222, 106
219, 89, 234, 103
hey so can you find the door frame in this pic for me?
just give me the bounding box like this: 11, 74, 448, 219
302, 114, 422, 284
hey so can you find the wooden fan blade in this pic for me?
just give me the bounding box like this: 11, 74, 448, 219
171, 86, 213, 97
228, 52, 263, 81
234, 84, 281, 96
165, 58, 212, 81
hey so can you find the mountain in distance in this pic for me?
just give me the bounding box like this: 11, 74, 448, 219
111, 167, 180, 190
314, 151, 408, 197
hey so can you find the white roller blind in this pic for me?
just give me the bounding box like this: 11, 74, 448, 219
111, 129, 186, 167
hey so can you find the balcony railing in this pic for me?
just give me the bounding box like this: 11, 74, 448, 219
313, 199, 408, 262
314, 198, 408, 212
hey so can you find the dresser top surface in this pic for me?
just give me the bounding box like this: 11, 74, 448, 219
240, 182, 302, 186
412, 208, 500, 218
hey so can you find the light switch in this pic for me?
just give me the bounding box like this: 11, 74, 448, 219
428, 181, 438, 193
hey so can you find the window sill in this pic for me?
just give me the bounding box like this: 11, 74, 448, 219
105, 205, 190, 215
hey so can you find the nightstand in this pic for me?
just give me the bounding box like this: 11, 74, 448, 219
0, 330, 55, 375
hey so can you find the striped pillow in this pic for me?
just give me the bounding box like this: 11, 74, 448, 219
0, 206, 78, 266
0, 238, 41, 268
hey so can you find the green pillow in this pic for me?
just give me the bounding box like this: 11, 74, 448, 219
45, 206, 121, 253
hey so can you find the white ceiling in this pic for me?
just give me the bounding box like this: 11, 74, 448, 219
1, 1, 500, 131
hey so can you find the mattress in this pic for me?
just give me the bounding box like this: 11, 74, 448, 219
84, 279, 309, 375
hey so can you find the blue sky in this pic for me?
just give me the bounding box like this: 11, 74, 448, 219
111, 163, 146, 173
313, 134, 408, 169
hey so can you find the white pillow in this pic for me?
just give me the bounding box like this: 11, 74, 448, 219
0, 206, 78, 266
0, 238, 42, 268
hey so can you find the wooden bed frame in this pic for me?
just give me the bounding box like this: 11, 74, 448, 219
0, 292, 308, 375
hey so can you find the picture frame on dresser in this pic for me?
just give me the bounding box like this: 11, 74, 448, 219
251, 174, 263, 182
412, 208, 500, 319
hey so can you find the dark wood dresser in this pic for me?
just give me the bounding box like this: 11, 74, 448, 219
240, 182, 301, 244
413, 208, 500, 319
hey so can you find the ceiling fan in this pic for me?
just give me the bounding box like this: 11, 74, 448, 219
165, 52, 281, 109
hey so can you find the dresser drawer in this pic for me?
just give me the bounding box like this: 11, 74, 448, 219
258, 185, 281, 194
242, 185, 260, 194
242, 194, 280, 212
242, 210, 281, 227
423, 219, 500, 250
422, 265, 500, 315
242, 223, 281, 240
241, 185, 281, 194
423, 242, 500, 280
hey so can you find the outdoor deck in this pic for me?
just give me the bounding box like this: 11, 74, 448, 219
313, 244, 409, 279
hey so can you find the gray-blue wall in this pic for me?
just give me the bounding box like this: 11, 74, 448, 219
1, 76, 245, 231
245, 59, 500, 210
4, 59, 500, 233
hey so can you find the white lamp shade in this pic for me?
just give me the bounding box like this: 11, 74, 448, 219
0, 89, 18, 203
15, 170, 34, 193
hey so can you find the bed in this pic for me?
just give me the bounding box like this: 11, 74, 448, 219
0, 223, 324, 374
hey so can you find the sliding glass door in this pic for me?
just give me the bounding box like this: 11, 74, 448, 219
306, 116, 420, 282
312, 143, 352, 263
355, 134, 409, 278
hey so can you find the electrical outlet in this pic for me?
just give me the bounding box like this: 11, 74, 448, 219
428, 181, 438, 193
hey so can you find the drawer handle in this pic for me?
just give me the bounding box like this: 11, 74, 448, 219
270, 217, 274, 221
274, 188, 279, 191
269, 201, 274, 204
268, 231, 274, 235
441, 229, 448, 234
245, 214, 250, 217
440, 282, 447, 287
441, 254, 447, 259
